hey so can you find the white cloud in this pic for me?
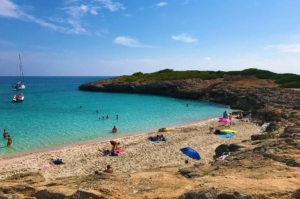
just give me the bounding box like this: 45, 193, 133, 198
94, 0, 125, 12
265, 44, 300, 53
90, 8, 98, 15
0, 0, 20, 18
156, 2, 168, 7
204, 57, 211, 61
24, 14, 64, 31
67, 19, 86, 34
172, 33, 198, 43
113, 36, 151, 48
0, 0, 64, 31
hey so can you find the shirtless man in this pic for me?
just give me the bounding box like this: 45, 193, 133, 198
3, 129, 9, 138
7, 135, 12, 146
110, 140, 120, 150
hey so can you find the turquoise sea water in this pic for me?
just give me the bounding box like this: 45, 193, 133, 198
0, 76, 232, 157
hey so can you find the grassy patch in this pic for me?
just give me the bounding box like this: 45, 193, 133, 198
117, 68, 300, 88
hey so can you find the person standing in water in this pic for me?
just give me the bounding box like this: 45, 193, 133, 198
3, 129, 9, 138
112, 126, 117, 133
7, 135, 12, 146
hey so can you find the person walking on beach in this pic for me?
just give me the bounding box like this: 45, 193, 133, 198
228, 113, 232, 125
3, 129, 9, 138
7, 135, 12, 147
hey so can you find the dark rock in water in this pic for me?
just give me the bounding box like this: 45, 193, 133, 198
228, 144, 243, 152
215, 144, 229, 157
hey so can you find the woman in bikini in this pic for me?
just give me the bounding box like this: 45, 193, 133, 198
7, 135, 12, 146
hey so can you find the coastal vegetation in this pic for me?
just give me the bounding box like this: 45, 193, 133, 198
119, 68, 300, 88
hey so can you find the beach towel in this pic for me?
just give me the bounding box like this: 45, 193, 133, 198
215, 132, 236, 138
114, 148, 125, 153
40, 163, 56, 169
147, 137, 170, 143
221, 129, 238, 133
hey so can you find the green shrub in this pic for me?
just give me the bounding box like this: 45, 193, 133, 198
132, 72, 143, 76
116, 68, 300, 88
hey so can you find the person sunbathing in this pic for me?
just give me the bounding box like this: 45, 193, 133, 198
99, 148, 110, 156
150, 135, 160, 141
159, 134, 166, 141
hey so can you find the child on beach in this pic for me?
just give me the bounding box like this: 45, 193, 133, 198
209, 126, 214, 133
104, 165, 113, 173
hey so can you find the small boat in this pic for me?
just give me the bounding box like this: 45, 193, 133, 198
12, 93, 24, 102
12, 54, 25, 90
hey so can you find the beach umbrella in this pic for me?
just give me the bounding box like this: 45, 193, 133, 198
180, 147, 201, 160
218, 118, 231, 123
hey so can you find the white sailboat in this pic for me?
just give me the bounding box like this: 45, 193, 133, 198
12, 54, 25, 90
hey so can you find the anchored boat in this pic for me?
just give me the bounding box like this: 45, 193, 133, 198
12, 93, 24, 102
12, 54, 25, 90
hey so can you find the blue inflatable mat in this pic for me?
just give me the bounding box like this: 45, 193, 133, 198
147, 137, 170, 143
216, 132, 236, 138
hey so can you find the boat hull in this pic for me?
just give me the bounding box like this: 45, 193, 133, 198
12, 94, 24, 102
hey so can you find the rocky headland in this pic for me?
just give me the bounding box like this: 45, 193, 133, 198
0, 75, 299, 199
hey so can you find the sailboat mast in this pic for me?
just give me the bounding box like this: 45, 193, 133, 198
19, 54, 25, 83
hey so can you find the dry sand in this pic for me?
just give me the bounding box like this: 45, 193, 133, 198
0, 118, 261, 181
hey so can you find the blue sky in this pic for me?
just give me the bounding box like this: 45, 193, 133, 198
1, 0, 300, 76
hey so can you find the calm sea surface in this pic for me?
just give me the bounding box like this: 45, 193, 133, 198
0, 76, 232, 157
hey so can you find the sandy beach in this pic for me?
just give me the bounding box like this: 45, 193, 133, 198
0, 117, 261, 182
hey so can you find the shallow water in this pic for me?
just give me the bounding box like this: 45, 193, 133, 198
0, 76, 232, 156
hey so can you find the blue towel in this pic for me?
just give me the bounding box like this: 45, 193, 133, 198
147, 137, 170, 143
216, 132, 236, 138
